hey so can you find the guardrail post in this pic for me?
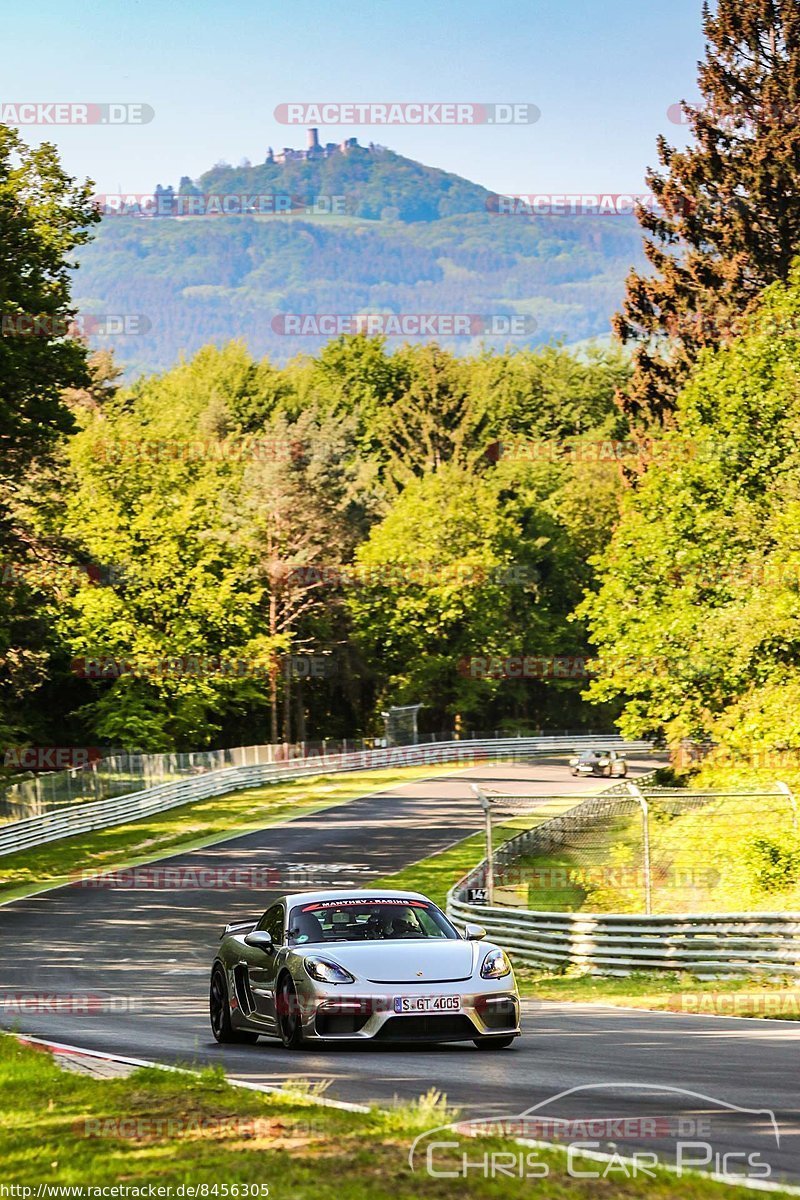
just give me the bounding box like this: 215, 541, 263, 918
626, 781, 652, 915
471, 783, 494, 905
777, 781, 798, 831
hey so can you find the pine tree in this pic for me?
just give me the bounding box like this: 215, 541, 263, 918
616, 0, 800, 425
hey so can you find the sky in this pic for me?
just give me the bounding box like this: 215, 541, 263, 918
2, 0, 706, 196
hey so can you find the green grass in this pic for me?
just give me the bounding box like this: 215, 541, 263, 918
376, 820, 800, 1018
514, 968, 800, 1019
384, 766, 800, 916
371, 825, 520, 910
0, 764, 461, 905
371, 795, 586, 909
0, 1034, 786, 1196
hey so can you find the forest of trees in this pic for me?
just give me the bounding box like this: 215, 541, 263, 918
0, 332, 631, 751
3, 0, 800, 765
74, 202, 644, 376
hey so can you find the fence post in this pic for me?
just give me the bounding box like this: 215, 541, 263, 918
471, 783, 494, 905
777, 781, 798, 831
627, 781, 652, 915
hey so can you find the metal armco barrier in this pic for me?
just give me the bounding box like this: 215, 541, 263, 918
446, 899, 800, 977
0, 735, 652, 858
447, 777, 800, 977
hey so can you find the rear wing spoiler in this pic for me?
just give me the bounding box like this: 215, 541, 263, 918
221, 917, 258, 940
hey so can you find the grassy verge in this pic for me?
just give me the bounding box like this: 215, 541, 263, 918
514, 967, 800, 1019
371, 794, 588, 909
0, 764, 461, 905
501, 766, 800, 915
371, 825, 520, 910
0, 1035, 784, 1197
387, 765, 800, 916
376, 824, 800, 1019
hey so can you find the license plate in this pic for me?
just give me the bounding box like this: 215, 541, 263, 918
393, 995, 461, 1013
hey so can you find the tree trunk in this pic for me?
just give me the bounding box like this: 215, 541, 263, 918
269, 592, 278, 745
269, 667, 278, 746
283, 657, 291, 746
296, 678, 306, 744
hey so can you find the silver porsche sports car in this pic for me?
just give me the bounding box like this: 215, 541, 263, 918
209, 889, 520, 1049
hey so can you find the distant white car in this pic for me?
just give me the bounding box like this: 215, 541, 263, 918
570, 748, 628, 778
210, 889, 521, 1050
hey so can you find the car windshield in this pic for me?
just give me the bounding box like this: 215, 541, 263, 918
287, 897, 459, 945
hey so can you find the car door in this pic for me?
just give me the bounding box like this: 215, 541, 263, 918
245, 902, 285, 1031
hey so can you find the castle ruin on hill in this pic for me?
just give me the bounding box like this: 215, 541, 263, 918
267, 128, 362, 164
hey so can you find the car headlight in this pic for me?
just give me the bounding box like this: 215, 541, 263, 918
304, 956, 355, 984
480, 948, 511, 979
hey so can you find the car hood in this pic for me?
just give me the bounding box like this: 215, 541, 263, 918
300, 939, 481, 983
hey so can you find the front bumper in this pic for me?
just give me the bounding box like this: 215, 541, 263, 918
295, 978, 521, 1043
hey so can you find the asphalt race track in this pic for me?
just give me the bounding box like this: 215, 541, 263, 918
2, 757, 799, 1188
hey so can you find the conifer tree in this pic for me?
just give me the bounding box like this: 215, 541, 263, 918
616, 0, 800, 424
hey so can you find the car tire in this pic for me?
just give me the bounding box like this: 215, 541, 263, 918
473, 1036, 515, 1050
210, 966, 259, 1044
277, 975, 306, 1049
570, 769, 579, 776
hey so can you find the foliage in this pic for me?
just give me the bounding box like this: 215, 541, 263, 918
0, 126, 99, 745
73, 187, 646, 377
616, 0, 800, 423
13, 333, 629, 748
582, 268, 800, 748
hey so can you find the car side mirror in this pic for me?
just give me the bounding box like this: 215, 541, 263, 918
464, 923, 487, 941
244, 930, 274, 954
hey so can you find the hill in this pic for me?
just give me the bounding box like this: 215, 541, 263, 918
72, 140, 647, 374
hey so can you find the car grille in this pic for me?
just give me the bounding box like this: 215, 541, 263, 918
316, 1008, 372, 1037
375, 1014, 477, 1042
476, 998, 518, 1030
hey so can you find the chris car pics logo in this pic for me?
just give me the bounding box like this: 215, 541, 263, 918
409, 1083, 781, 1184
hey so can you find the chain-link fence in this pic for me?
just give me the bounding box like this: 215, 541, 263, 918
0, 745, 278, 823
0, 729, 641, 824
468, 780, 800, 915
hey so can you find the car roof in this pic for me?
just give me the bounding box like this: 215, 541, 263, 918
278, 888, 433, 908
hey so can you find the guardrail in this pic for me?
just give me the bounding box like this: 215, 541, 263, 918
447, 899, 800, 977
447, 778, 800, 977
0, 732, 653, 822
0, 735, 654, 858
